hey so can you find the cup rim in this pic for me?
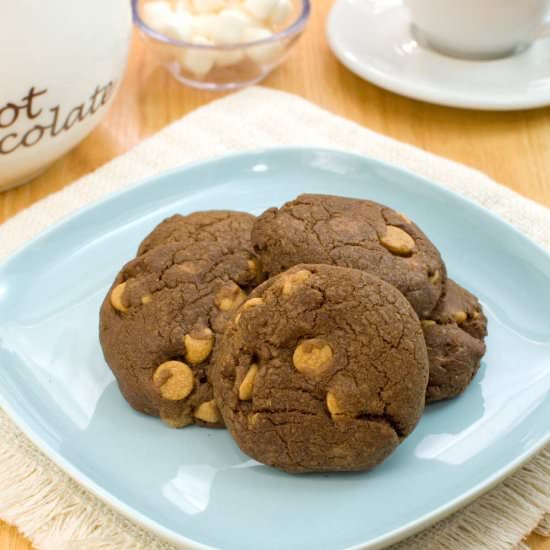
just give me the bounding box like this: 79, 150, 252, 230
131, 0, 311, 50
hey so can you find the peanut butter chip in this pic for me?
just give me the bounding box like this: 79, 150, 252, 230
215, 282, 247, 311
472, 311, 480, 320
178, 261, 200, 274
429, 270, 440, 284
282, 269, 312, 296
141, 294, 152, 305
293, 338, 333, 376
398, 212, 412, 224
248, 412, 260, 427
248, 258, 260, 277
454, 310, 468, 324
380, 226, 415, 256
184, 327, 214, 365
421, 320, 436, 329
239, 364, 258, 400
160, 409, 193, 429
242, 297, 264, 310
194, 400, 221, 423
153, 361, 194, 401
326, 392, 345, 418
110, 282, 128, 312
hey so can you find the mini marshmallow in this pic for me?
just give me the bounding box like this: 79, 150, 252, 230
243, 26, 281, 63
181, 36, 215, 76
164, 9, 194, 41
220, 8, 255, 28
172, 0, 193, 11
269, 0, 292, 25
215, 49, 244, 67
243, 25, 271, 42
243, 0, 278, 21
142, 1, 174, 33
192, 0, 225, 14
192, 14, 219, 40
213, 9, 254, 44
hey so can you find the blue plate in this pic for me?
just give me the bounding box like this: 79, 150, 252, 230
1, 148, 549, 550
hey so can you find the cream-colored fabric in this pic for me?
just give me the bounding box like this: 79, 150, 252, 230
0, 87, 548, 550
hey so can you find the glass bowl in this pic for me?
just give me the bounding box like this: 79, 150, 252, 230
132, 0, 311, 91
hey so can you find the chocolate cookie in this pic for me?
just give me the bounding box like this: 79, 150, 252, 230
99, 239, 261, 428
422, 280, 488, 403
138, 211, 256, 256
252, 194, 446, 318
213, 264, 429, 473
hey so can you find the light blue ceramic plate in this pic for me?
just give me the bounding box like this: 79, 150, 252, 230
1, 148, 549, 550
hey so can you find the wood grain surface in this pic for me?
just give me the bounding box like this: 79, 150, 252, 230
1, 1, 548, 548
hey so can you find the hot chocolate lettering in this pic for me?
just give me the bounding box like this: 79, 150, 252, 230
0, 83, 114, 155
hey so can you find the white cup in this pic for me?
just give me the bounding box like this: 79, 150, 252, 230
0, 0, 132, 191
404, 0, 550, 60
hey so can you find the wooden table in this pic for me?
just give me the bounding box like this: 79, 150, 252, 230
1, 2, 548, 548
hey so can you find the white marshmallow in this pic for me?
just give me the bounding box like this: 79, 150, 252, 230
191, 0, 225, 14
164, 9, 194, 41
215, 49, 244, 66
269, 0, 292, 25
243, 0, 278, 21
243, 25, 271, 41
180, 36, 215, 76
220, 8, 255, 28
142, 1, 174, 33
243, 26, 280, 63
192, 14, 219, 40
213, 9, 253, 44
172, 0, 192, 11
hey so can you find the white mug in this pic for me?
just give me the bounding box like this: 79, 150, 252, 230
0, 0, 132, 191
404, 0, 550, 60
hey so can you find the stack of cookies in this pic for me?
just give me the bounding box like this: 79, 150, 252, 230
99, 194, 487, 473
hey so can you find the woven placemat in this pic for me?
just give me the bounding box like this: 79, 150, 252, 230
0, 87, 548, 550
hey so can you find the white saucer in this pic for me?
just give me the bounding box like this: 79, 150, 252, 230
327, 0, 550, 110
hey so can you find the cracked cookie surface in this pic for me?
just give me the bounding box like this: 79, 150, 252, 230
213, 264, 429, 473
252, 194, 446, 318
422, 279, 488, 402
138, 211, 256, 256
100, 238, 260, 429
